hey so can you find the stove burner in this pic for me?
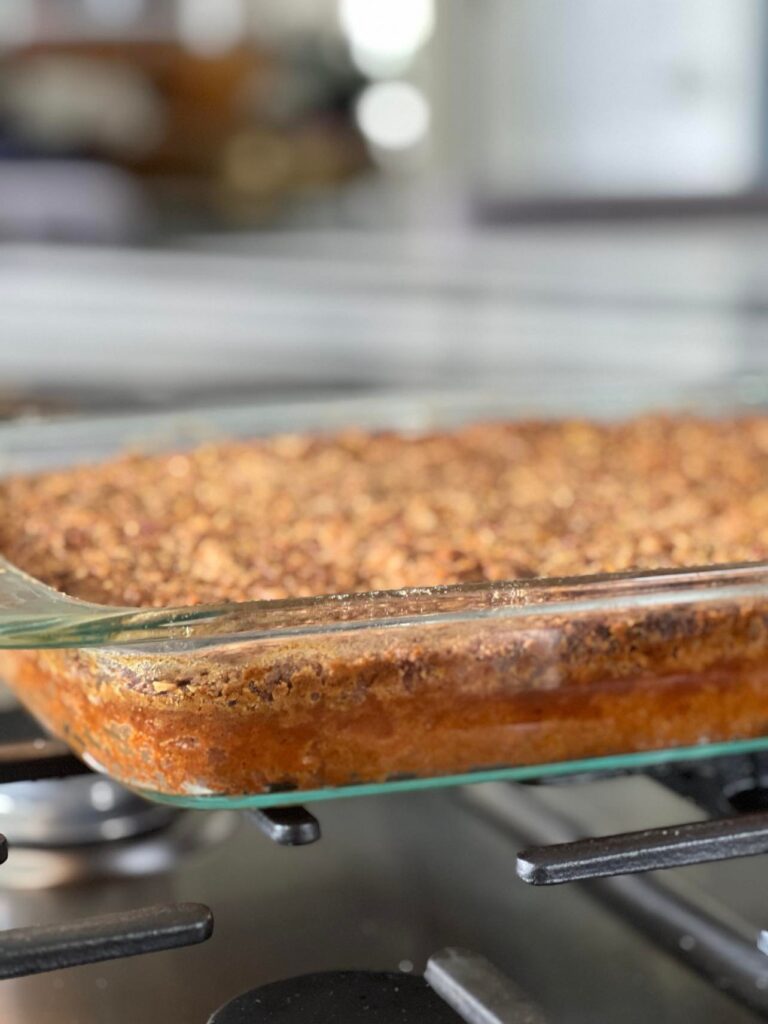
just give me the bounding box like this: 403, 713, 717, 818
0, 804, 238, 889
0, 775, 176, 846
208, 971, 460, 1023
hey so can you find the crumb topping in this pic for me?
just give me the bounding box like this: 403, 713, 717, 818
2, 414, 768, 608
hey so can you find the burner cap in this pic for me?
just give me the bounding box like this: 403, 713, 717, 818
208, 971, 460, 1023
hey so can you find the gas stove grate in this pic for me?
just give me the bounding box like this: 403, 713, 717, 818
517, 751, 768, 883
0, 903, 213, 980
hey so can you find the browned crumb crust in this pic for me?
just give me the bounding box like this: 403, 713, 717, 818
3, 414, 768, 608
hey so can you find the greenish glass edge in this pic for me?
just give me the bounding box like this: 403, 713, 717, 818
136, 735, 768, 810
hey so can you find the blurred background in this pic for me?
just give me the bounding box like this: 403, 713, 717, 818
1, 0, 768, 410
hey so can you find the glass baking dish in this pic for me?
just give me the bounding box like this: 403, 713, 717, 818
2, 381, 768, 810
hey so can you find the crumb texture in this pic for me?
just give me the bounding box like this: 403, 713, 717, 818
2, 414, 768, 608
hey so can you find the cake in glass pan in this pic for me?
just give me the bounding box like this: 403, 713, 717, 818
1, 404, 768, 805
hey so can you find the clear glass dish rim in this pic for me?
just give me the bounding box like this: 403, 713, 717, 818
1, 381, 768, 651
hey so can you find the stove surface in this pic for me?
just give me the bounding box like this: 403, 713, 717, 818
0, 774, 764, 1023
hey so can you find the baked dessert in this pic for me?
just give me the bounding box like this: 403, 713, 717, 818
2, 413, 768, 799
